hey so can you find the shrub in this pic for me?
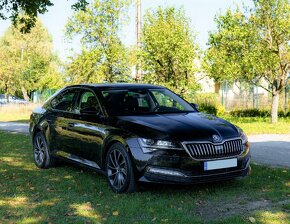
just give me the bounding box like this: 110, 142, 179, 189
230, 109, 290, 117
192, 93, 225, 116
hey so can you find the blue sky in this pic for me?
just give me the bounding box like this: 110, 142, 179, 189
0, 0, 251, 60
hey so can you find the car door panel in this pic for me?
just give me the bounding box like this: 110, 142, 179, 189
47, 88, 80, 156
66, 115, 107, 167
63, 90, 106, 168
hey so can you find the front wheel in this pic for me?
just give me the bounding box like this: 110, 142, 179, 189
33, 132, 55, 169
106, 143, 138, 193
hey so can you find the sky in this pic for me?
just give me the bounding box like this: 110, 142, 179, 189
0, 0, 251, 60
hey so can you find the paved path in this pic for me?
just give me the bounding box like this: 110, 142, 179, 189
248, 134, 290, 168
0, 122, 29, 134
0, 122, 289, 167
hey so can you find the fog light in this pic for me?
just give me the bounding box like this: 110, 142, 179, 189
147, 167, 185, 177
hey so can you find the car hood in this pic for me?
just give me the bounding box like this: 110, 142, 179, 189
116, 112, 240, 142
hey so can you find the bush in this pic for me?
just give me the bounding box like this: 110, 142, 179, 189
230, 109, 290, 118
230, 109, 269, 117
193, 93, 225, 116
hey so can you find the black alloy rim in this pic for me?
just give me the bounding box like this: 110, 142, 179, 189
34, 136, 46, 165
107, 149, 128, 190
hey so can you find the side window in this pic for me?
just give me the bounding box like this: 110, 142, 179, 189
79, 91, 101, 114
123, 91, 150, 112
51, 89, 78, 112
151, 90, 184, 110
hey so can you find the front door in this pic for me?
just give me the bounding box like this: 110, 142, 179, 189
49, 88, 80, 156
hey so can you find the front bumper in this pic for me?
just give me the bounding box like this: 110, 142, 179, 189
127, 138, 251, 184
141, 158, 251, 184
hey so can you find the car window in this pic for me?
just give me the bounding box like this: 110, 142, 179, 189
101, 89, 152, 115
150, 89, 185, 111
101, 88, 195, 116
79, 91, 101, 114
51, 89, 78, 112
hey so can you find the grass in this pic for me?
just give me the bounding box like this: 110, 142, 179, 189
0, 103, 38, 122
224, 116, 290, 135
0, 131, 289, 223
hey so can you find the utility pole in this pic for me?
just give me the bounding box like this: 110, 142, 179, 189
136, 0, 142, 81
285, 75, 290, 113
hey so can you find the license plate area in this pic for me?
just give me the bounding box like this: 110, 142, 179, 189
204, 158, 237, 171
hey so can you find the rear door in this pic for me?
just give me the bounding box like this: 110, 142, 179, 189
63, 89, 106, 169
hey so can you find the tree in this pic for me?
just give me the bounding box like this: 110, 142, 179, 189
0, 0, 88, 32
0, 18, 62, 100
141, 7, 200, 98
65, 0, 131, 84
205, 0, 290, 123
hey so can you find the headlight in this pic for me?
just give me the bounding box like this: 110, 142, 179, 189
236, 127, 248, 144
138, 138, 182, 153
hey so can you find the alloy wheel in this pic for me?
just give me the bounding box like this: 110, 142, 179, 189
107, 149, 128, 190
34, 135, 46, 165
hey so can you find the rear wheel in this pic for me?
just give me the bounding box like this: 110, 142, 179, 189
106, 143, 138, 193
33, 132, 55, 169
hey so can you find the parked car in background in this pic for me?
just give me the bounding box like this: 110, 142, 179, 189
0, 94, 28, 105
30, 84, 251, 193
0, 94, 5, 104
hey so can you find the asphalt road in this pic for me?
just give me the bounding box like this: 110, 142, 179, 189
0, 122, 289, 168
0, 122, 29, 134
248, 134, 290, 168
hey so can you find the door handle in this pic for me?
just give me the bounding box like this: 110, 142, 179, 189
68, 123, 75, 128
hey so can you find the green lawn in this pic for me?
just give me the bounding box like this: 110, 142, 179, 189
0, 104, 35, 123
224, 116, 290, 135
0, 131, 289, 223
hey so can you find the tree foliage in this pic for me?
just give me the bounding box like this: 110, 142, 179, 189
66, 0, 131, 84
0, 18, 62, 100
141, 7, 200, 98
0, 0, 88, 32
205, 0, 290, 123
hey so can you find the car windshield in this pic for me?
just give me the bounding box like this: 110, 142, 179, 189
101, 88, 196, 116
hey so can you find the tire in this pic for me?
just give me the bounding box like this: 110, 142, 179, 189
33, 132, 55, 169
106, 143, 138, 193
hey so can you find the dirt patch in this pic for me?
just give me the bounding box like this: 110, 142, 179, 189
195, 197, 290, 222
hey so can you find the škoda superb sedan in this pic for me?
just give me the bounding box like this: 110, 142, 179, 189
30, 84, 250, 193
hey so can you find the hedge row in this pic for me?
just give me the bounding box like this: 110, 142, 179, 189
193, 93, 290, 117
230, 109, 290, 118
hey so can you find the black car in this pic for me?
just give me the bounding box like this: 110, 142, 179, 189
30, 84, 251, 193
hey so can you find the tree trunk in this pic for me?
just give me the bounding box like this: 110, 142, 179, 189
271, 92, 279, 123
21, 87, 30, 101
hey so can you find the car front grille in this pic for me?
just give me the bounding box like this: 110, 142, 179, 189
182, 138, 244, 160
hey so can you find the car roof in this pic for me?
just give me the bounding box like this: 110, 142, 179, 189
66, 83, 164, 90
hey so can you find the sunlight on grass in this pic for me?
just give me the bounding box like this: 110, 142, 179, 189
255, 211, 290, 224
70, 202, 103, 222
19, 217, 42, 224
224, 116, 290, 135
40, 198, 60, 206
0, 196, 28, 207
0, 103, 39, 122
0, 131, 289, 223
0, 156, 34, 171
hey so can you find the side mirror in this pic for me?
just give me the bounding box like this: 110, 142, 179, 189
191, 103, 199, 111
